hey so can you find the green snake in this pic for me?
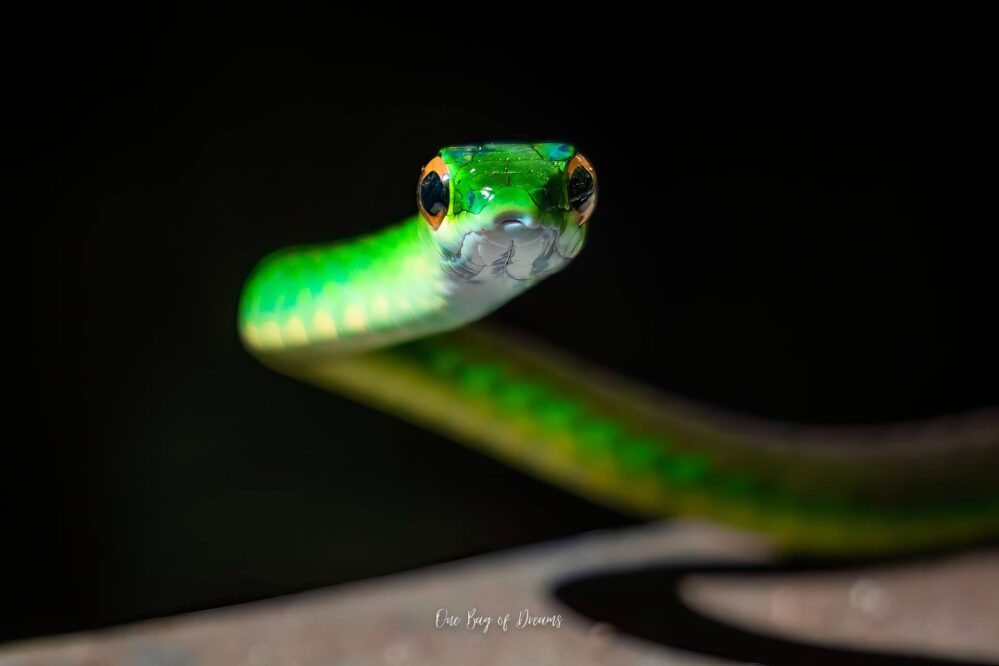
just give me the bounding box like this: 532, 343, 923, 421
238, 142, 999, 555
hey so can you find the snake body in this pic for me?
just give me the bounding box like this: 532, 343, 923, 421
239, 143, 999, 554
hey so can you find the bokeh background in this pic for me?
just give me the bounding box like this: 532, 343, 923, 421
6, 12, 997, 643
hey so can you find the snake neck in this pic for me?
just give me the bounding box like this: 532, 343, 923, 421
238, 216, 541, 361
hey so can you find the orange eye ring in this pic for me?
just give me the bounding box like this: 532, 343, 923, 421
417, 156, 451, 230
566, 153, 597, 225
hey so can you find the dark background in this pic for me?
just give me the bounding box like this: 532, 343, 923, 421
5, 13, 997, 643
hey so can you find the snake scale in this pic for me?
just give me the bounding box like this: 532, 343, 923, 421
238, 143, 999, 555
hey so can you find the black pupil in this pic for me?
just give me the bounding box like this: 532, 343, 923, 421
419, 171, 448, 216
568, 166, 594, 209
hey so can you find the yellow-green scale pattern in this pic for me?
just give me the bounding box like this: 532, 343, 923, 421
348, 330, 999, 555
239, 217, 443, 351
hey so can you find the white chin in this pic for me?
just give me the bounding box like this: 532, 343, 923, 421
475, 230, 547, 280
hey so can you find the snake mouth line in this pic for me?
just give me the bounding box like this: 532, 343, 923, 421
492, 210, 538, 228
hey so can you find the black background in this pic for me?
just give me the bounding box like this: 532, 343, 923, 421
5, 13, 997, 643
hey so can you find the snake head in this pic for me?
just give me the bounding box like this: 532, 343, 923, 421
417, 143, 595, 281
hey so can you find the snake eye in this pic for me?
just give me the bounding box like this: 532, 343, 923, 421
566, 154, 597, 225
417, 156, 450, 230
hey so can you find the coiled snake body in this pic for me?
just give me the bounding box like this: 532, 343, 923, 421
239, 143, 999, 554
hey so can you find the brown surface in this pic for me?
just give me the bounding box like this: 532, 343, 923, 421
683, 549, 999, 664
4, 521, 997, 664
